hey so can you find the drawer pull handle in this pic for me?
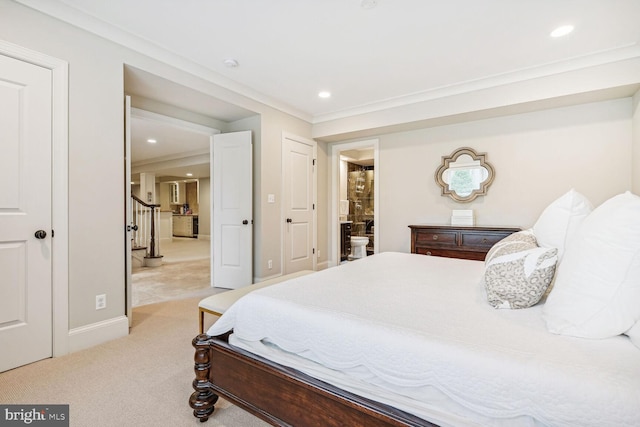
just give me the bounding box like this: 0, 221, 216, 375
432, 235, 439, 240
426, 251, 432, 256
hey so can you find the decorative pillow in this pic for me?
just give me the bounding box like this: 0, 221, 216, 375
543, 191, 640, 339
485, 229, 537, 265
625, 320, 640, 350
484, 235, 558, 309
532, 189, 593, 261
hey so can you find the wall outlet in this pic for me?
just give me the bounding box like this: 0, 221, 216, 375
96, 294, 107, 310
317, 250, 320, 258
268, 259, 273, 269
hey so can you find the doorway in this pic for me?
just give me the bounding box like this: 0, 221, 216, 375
126, 107, 218, 308
330, 139, 379, 267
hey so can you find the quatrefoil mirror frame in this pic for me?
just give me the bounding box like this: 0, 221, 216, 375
435, 147, 495, 203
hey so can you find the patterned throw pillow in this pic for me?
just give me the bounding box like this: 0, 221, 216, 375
485, 229, 537, 264
484, 232, 558, 309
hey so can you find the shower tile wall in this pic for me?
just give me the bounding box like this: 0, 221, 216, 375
347, 163, 374, 253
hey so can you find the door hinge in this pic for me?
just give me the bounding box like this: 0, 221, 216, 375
313, 248, 315, 254
312, 158, 316, 166
312, 203, 315, 210
52, 229, 55, 238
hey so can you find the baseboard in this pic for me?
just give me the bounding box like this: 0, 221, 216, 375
197, 234, 211, 241
68, 315, 129, 353
316, 260, 330, 271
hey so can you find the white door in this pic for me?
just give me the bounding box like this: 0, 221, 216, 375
283, 135, 315, 274
0, 54, 53, 372
124, 96, 133, 326
212, 131, 252, 289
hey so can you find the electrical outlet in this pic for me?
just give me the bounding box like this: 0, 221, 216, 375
317, 250, 320, 258
96, 294, 106, 310
268, 259, 273, 269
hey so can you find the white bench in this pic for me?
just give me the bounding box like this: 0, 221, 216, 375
199, 270, 314, 333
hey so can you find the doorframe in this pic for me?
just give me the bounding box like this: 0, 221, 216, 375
281, 132, 317, 274
0, 40, 70, 357
330, 139, 379, 267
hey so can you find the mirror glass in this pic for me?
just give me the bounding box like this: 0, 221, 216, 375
435, 147, 494, 202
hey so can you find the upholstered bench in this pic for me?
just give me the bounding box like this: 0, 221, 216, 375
199, 270, 314, 333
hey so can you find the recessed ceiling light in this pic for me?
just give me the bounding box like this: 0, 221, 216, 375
223, 58, 239, 68
318, 91, 331, 98
550, 25, 574, 38
186, 173, 193, 177
361, 0, 377, 9
147, 138, 157, 144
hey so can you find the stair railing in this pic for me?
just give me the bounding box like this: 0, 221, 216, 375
131, 195, 162, 260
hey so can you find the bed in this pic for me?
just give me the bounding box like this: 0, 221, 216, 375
190, 187, 640, 427
189, 251, 640, 426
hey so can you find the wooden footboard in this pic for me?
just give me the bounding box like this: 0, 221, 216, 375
189, 333, 437, 427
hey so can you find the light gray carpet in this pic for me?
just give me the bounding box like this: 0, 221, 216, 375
0, 297, 269, 427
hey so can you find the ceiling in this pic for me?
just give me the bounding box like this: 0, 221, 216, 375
17, 0, 640, 179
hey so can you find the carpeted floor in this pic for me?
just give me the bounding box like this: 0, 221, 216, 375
0, 297, 269, 427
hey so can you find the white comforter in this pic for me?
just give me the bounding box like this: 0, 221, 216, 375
208, 252, 640, 427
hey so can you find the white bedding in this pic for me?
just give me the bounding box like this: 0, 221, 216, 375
207, 252, 640, 427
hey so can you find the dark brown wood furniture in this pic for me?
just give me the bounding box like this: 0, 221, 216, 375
409, 225, 520, 260
191, 333, 437, 426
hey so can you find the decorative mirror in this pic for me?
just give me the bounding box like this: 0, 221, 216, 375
435, 147, 495, 203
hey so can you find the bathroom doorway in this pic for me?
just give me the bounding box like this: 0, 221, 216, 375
330, 139, 379, 267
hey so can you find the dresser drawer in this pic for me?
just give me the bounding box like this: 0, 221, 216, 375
409, 225, 520, 261
415, 247, 466, 258
414, 230, 457, 247
460, 231, 508, 249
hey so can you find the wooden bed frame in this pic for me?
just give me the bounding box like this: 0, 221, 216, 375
189, 333, 438, 426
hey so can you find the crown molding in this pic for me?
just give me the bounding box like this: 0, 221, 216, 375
313, 43, 640, 124
14, 0, 313, 122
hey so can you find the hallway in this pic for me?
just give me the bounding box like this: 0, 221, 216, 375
132, 237, 222, 307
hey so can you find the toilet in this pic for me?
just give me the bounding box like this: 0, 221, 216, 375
350, 236, 369, 259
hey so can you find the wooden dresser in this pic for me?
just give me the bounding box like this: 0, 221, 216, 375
409, 225, 520, 261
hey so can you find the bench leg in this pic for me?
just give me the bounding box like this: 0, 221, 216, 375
199, 309, 204, 334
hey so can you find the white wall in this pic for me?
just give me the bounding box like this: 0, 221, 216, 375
633, 90, 640, 193
373, 98, 633, 253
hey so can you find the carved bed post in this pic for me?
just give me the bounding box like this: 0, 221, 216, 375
189, 334, 218, 422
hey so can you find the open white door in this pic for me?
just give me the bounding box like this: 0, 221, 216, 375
212, 131, 252, 289
124, 95, 133, 326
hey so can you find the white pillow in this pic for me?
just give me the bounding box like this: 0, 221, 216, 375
543, 191, 640, 339
532, 189, 593, 260
626, 320, 640, 350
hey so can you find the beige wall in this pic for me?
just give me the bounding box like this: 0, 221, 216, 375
3, 1, 637, 352
0, 2, 312, 336
198, 178, 211, 237
368, 98, 632, 253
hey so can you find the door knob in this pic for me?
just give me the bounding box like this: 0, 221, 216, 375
286, 218, 292, 223
34, 230, 47, 239
242, 220, 249, 225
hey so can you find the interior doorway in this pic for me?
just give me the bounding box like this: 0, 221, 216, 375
330, 139, 379, 267
126, 107, 218, 308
